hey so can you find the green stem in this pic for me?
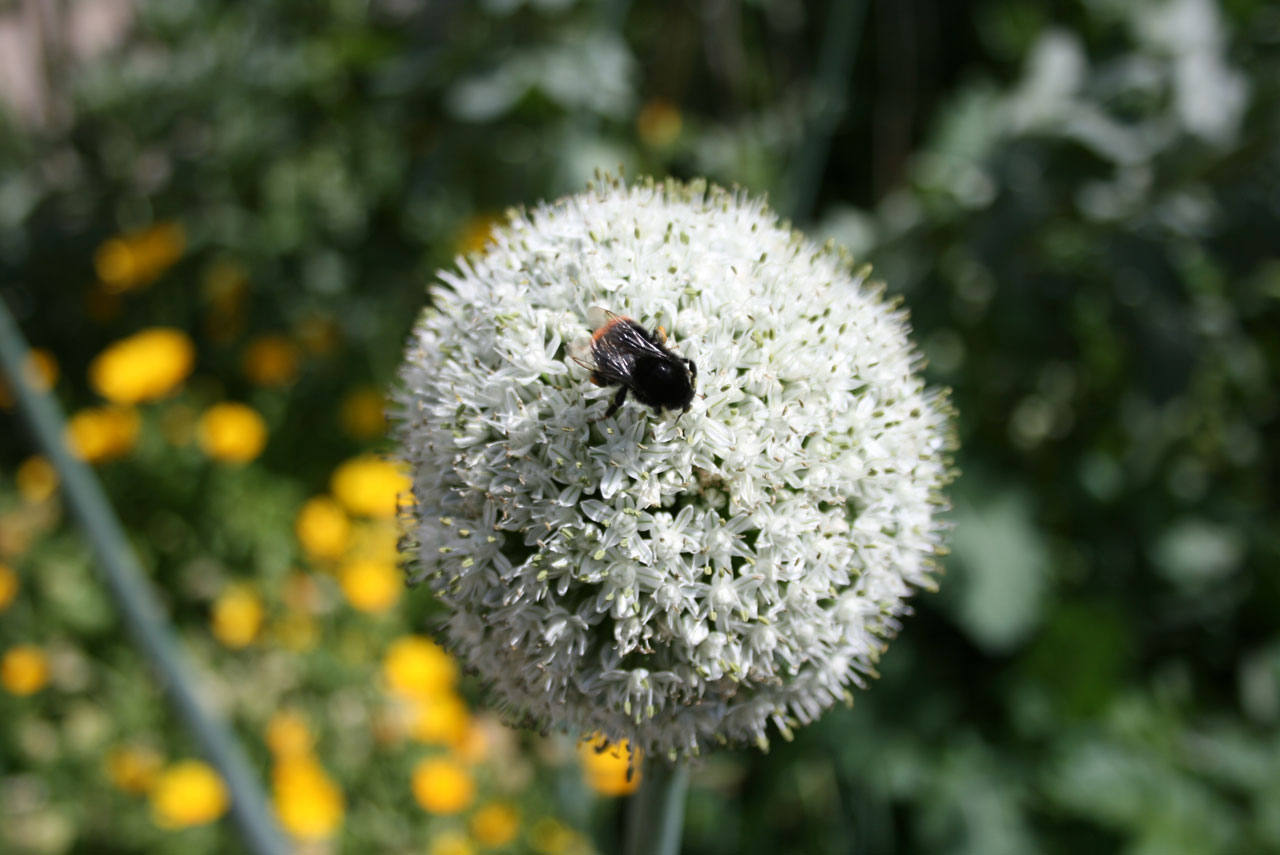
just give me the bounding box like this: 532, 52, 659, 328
624, 757, 690, 855
0, 298, 288, 855
781, 0, 868, 223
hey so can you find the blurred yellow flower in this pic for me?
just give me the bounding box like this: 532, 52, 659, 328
296, 313, 341, 356
272, 756, 344, 840
94, 222, 185, 294
339, 386, 386, 439
210, 585, 264, 648
410, 693, 470, 747
331, 454, 410, 518
89, 328, 194, 404
429, 830, 476, 855
295, 496, 351, 561
1, 644, 49, 695
65, 405, 141, 462
0, 563, 18, 612
411, 757, 475, 815
149, 760, 229, 828
636, 98, 683, 148
105, 745, 163, 794
578, 733, 641, 797
16, 455, 59, 503
273, 612, 319, 652
266, 710, 313, 758
0, 347, 58, 409
203, 259, 249, 343
339, 558, 401, 614
471, 802, 519, 848
198, 402, 267, 463
383, 636, 457, 699
347, 518, 401, 564
242, 335, 301, 387
455, 212, 502, 256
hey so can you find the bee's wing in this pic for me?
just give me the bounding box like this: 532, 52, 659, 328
586, 305, 621, 332
567, 337, 595, 370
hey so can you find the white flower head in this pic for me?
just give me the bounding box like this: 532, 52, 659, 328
396, 177, 955, 759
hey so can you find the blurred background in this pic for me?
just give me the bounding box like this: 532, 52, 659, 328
2, 0, 1279, 853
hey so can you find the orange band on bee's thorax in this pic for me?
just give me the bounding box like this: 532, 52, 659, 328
591, 316, 629, 343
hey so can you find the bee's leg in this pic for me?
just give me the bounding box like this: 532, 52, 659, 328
655, 326, 667, 343
603, 387, 628, 418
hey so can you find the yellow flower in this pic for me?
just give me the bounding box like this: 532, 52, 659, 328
331, 454, 410, 518
383, 636, 457, 699
636, 98, 683, 148
295, 313, 341, 356
105, 745, 164, 794
410, 693, 470, 747
347, 518, 401, 564
0, 348, 58, 409
339, 387, 386, 439
210, 585, 264, 648
94, 222, 185, 294
242, 335, 301, 387
411, 757, 475, 815
89, 328, 194, 404
272, 756, 344, 840
265, 710, 313, 758
149, 760, 229, 828
471, 802, 519, 848
16, 455, 59, 503
578, 733, 641, 797
1, 644, 49, 695
429, 829, 476, 855
294, 496, 351, 561
65, 406, 140, 462
338, 559, 401, 614
0, 563, 18, 612
455, 212, 503, 256
198, 402, 267, 463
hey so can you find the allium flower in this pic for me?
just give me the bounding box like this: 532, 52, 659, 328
396, 178, 954, 759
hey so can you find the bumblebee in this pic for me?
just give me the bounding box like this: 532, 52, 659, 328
571, 306, 697, 418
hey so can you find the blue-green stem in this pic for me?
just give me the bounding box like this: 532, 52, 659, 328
0, 298, 288, 855
624, 757, 690, 855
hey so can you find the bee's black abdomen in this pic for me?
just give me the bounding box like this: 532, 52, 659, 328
630, 357, 695, 412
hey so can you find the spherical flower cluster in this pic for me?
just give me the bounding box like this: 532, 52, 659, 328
89, 328, 194, 404
197, 402, 268, 463
93, 222, 185, 294
65, 405, 140, 463
210, 584, 265, 648
242, 334, 301, 387
2, 644, 50, 695
105, 745, 163, 794
330, 454, 410, 518
149, 760, 229, 828
396, 179, 954, 758
578, 733, 641, 796
0, 563, 19, 612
